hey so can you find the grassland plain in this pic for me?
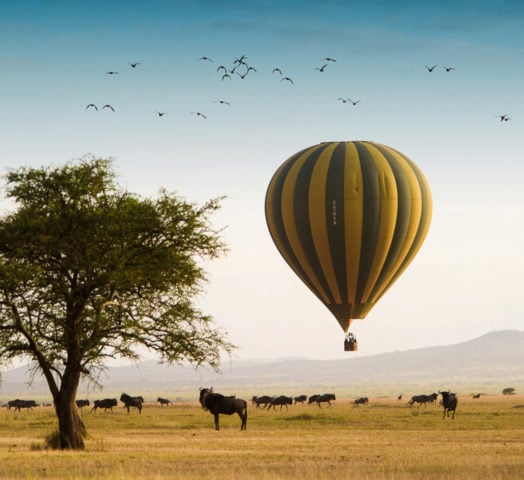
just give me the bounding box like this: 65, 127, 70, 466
0, 395, 522, 480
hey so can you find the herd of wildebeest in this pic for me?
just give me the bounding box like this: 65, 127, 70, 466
2, 388, 460, 431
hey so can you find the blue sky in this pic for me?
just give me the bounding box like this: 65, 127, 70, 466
1, 0, 523, 361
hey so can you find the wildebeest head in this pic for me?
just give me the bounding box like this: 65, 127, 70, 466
199, 387, 213, 411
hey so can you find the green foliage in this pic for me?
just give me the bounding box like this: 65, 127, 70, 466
0, 156, 233, 448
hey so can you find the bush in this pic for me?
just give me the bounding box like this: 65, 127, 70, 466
502, 387, 516, 395
44, 430, 61, 450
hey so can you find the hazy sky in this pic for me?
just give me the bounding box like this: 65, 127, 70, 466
1, 0, 523, 361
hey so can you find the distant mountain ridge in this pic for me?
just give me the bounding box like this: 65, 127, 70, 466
1, 330, 522, 399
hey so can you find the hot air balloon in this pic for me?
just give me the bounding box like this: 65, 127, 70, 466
265, 141, 432, 351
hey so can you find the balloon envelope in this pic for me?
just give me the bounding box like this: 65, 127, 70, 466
265, 141, 432, 333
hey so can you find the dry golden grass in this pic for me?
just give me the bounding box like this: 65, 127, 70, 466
0, 395, 522, 479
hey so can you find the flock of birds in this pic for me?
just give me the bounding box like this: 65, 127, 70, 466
84, 55, 512, 123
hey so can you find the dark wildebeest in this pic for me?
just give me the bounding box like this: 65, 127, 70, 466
120, 393, 144, 414
252, 395, 273, 409
90, 398, 118, 412
199, 387, 247, 431
75, 399, 90, 410
308, 394, 320, 405
157, 397, 173, 406
7, 399, 39, 411
268, 395, 293, 410
353, 397, 369, 407
439, 390, 458, 419
472, 393, 481, 399
315, 393, 336, 408
294, 395, 307, 405
407, 393, 438, 407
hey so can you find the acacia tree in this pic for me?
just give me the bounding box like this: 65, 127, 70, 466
0, 157, 233, 449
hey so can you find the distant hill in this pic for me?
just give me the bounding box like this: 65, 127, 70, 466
1, 330, 523, 400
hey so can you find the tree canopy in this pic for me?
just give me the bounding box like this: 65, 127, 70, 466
0, 157, 233, 448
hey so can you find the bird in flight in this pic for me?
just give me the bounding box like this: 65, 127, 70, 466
443, 66, 455, 72
216, 65, 228, 73
425, 65, 438, 72
321, 57, 337, 62
155, 111, 167, 116
497, 114, 511, 122
315, 64, 328, 72
272, 67, 283, 76
190, 112, 207, 119
106, 71, 119, 75
221, 73, 232, 81
281, 76, 294, 84
102, 104, 115, 111
129, 62, 140, 68
213, 100, 231, 105
338, 98, 360, 105
198, 56, 213, 62
86, 104, 98, 110
233, 54, 248, 66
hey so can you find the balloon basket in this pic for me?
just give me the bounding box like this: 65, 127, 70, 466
344, 335, 358, 352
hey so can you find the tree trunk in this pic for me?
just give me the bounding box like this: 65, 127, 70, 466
56, 401, 86, 450
55, 373, 86, 450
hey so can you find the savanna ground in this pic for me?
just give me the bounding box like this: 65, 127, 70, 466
0, 395, 522, 480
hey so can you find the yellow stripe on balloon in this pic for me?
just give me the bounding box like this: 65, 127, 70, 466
281, 146, 332, 305
343, 142, 364, 308
360, 143, 398, 303
309, 142, 342, 303
369, 145, 422, 303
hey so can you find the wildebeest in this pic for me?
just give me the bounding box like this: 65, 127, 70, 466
353, 397, 369, 407
7, 399, 39, 411
120, 393, 144, 414
199, 387, 247, 431
293, 395, 307, 405
308, 394, 320, 405
90, 398, 118, 412
75, 399, 90, 410
407, 393, 438, 407
268, 395, 293, 410
472, 393, 481, 399
157, 397, 173, 406
251, 395, 273, 409
439, 390, 458, 419
314, 393, 336, 408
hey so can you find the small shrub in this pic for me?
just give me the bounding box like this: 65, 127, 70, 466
44, 430, 61, 450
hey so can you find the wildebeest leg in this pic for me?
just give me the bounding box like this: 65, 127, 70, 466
238, 410, 247, 431
213, 413, 220, 430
